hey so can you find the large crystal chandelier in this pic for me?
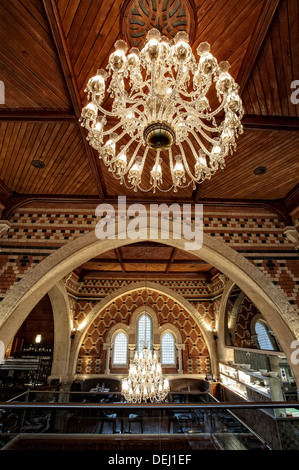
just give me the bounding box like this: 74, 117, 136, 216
80, 28, 244, 193
122, 346, 170, 403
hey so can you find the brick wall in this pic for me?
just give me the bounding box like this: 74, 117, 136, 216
1, 204, 297, 302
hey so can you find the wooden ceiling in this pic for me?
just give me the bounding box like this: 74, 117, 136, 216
0, 0, 298, 206
74, 241, 216, 281
0, 0, 298, 279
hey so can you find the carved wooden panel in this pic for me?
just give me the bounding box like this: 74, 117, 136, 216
121, 0, 196, 47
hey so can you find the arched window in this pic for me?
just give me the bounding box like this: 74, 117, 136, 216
161, 332, 176, 365
113, 332, 128, 365
138, 314, 152, 351
255, 320, 274, 350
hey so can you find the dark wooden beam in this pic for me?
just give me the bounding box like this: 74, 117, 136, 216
237, 0, 280, 93
114, 248, 126, 273
0, 110, 77, 122
242, 114, 299, 131
165, 248, 177, 274
42, 0, 106, 200
79, 271, 210, 281
86, 258, 208, 265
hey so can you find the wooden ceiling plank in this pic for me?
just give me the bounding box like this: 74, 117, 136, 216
66, 0, 93, 47
245, 75, 263, 115
1, 0, 59, 62
68, 0, 109, 60
260, 33, 283, 116
42, 129, 83, 194
42, 0, 106, 200
269, 11, 290, 117
195, 0, 241, 45
25, 123, 66, 194
208, 0, 263, 61
76, 1, 121, 94
5, 123, 35, 192
0, 46, 63, 109
18, 123, 52, 193
237, 0, 280, 93
251, 62, 272, 115
0, 123, 18, 182
0, 25, 70, 103
33, 124, 78, 194
288, 0, 299, 117
278, 0, 296, 117
5, 123, 28, 190
52, 145, 95, 195
61, 0, 81, 38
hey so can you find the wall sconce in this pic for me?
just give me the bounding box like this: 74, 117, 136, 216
35, 334, 42, 344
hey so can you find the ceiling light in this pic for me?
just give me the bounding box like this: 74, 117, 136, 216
81, 29, 244, 193
254, 166, 267, 175
31, 160, 45, 169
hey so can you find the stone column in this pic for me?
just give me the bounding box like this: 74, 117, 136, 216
103, 343, 112, 374
128, 344, 136, 362
176, 344, 185, 374
153, 343, 161, 361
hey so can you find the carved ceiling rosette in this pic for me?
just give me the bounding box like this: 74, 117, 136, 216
121, 0, 196, 47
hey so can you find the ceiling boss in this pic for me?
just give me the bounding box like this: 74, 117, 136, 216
80, 28, 244, 193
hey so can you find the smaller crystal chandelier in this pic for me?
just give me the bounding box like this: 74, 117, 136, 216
80, 28, 244, 193
122, 346, 170, 403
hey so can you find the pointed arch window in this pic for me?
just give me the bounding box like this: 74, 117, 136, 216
255, 320, 274, 351
113, 332, 128, 365
138, 314, 152, 351
161, 332, 176, 365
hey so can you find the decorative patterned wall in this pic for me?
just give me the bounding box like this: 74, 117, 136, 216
76, 289, 211, 375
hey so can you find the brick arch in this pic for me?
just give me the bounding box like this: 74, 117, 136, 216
0, 222, 298, 383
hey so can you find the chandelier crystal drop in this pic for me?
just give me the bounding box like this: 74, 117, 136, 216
122, 346, 170, 403
80, 28, 244, 193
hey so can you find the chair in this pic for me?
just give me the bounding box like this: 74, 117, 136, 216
100, 410, 118, 433
128, 413, 143, 433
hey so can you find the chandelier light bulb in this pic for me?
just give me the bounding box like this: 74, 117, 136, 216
80, 28, 244, 193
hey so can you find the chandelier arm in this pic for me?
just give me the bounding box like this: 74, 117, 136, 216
175, 98, 226, 121
107, 136, 137, 166
95, 104, 119, 117
189, 130, 220, 157
102, 121, 123, 135
176, 109, 221, 134
178, 142, 198, 183
123, 141, 144, 175
171, 64, 189, 98
178, 78, 212, 100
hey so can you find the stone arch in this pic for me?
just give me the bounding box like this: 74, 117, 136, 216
46, 281, 72, 381
158, 323, 183, 344
0, 223, 298, 383
69, 282, 216, 379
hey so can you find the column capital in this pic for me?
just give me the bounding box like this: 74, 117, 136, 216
0, 220, 11, 237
